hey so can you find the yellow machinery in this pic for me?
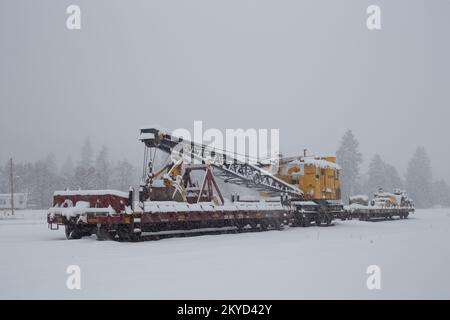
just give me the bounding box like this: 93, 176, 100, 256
276, 155, 341, 201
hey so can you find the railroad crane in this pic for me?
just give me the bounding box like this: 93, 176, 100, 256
47, 127, 414, 241
138, 127, 343, 226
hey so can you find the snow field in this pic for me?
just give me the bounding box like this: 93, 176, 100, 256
0, 208, 449, 299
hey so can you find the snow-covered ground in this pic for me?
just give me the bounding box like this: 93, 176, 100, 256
0, 208, 449, 299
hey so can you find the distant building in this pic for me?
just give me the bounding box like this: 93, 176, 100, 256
0, 193, 28, 210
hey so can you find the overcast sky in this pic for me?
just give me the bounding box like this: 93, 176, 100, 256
1, 0, 449, 181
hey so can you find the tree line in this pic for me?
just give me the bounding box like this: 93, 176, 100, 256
0, 138, 138, 209
337, 130, 450, 208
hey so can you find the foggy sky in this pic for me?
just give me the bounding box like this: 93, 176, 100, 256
1, 0, 449, 181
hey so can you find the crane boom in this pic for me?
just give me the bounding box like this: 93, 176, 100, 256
139, 127, 304, 198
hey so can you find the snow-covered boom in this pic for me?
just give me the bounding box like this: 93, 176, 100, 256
139, 127, 304, 199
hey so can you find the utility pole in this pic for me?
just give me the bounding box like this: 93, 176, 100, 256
10, 158, 14, 215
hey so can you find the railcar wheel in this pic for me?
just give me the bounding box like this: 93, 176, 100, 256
130, 231, 142, 242
117, 225, 132, 241
260, 221, 268, 231
65, 224, 82, 240
302, 216, 311, 227
235, 222, 244, 233
97, 225, 114, 241
271, 220, 283, 230
315, 216, 322, 226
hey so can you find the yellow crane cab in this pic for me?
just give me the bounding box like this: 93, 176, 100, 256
276, 155, 341, 201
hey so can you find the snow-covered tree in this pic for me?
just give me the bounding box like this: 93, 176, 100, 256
31, 154, 62, 208
336, 130, 363, 203
60, 156, 75, 189
405, 146, 433, 208
94, 146, 111, 189
364, 155, 403, 195
384, 163, 403, 191
111, 160, 137, 191
73, 165, 96, 190
0, 164, 7, 193
0, 161, 19, 194
14, 162, 34, 195
366, 154, 387, 195
432, 180, 450, 208
74, 138, 97, 189
80, 137, 94, 169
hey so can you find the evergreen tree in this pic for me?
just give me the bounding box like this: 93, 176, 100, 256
364, 155, 403, 195
74, 138, 96, 189
0, 164, 6, 193
384, 163, 403, 191
73, 166, 96, 190
60, 156, 75, 189
336, 130, 363, 203
405, 146, 433, 208
14, 162, 34, 195
31, 154, 61, 208
80, 137, 94, 169
111, 160, 136, 191
432, 180, 450, 208
94, 146, 110, 189
366, 154, 387, 195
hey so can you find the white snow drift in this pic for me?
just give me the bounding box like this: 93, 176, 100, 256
0, 208, 449, 299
